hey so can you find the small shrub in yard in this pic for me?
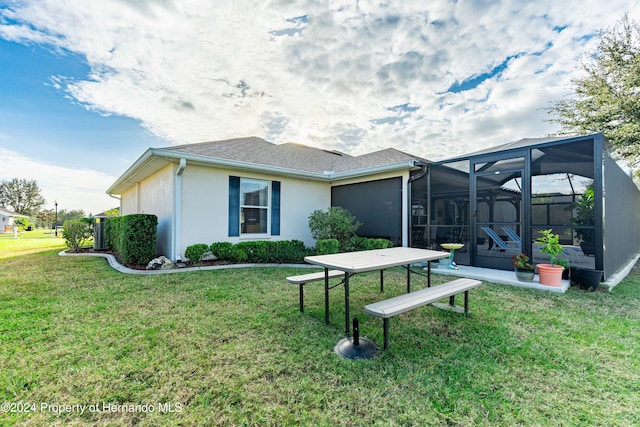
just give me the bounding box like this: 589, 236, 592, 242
350, 237, 394, 251
185, 243, 211, 265
62, 219, 93, 252
316, 239, 339, 255
104, 216, 122, 252
210, 242, 233, 261
308, 206, 362, 251
229, 245, 248, 263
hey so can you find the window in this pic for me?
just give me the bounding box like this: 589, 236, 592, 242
228, 176, 280, 237
241, 179, 268, 234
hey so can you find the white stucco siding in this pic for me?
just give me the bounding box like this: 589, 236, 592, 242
119, 165, 174, 257
278, 177, 330, 245
139, 165, 174, 258
120, 185, 139, 216
178, 165, 330, 258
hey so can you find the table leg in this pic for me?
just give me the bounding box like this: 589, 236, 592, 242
324, 268, 329, 325
407, 264, 411, 293
380, 270, 384, 293
344, 272, 350, 335
427, 261, 431, 288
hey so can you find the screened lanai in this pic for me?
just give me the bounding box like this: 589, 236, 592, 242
410, 133, 640, 280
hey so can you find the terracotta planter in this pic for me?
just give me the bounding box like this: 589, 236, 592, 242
514, 268, 535, 282
537, 264, 564, 286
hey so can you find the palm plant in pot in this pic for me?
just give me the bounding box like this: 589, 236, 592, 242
512, 253, 535, 282
535, 229, 565, 286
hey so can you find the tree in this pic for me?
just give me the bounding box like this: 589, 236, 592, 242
36, 209, 56, 229
547, 13, 640, 170
0, 178, 46, 216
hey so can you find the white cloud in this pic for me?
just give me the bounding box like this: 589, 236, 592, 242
0, 0, 637, 162
0, 148, 118, 215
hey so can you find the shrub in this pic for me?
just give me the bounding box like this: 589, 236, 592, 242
229, 245, 248, 263
274, 240, 309, 263
104, 216, 122, 252
350, 237, 394, 251
62, 219, 93, 252
185, 243, 211, 265
209, 240, 310, 263
210, 242, 233, 261
119, 214, 158, 266
308, 207, 362, 251
316, 239, 340, 255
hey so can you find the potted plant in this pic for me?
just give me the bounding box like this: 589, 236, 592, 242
566, 184, 595, 256
556, 257, 571, 280
535, 229, 565, 286
512, 253, 535, 282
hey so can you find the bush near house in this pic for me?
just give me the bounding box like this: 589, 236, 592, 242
119, 214, 157, 266
102, 214, 157, 266
104, 216, 122, 253
185, 243, 211, 265
203, 240, 311, 264
62, 219, 93, 252
316, 238, 340, 255
349, 236, 394, 251
308, 206, 362, 252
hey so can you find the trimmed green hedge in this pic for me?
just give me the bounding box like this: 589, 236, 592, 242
119, 214, 157, 265
205, 240, 311, 264
316, 239, 339, 255
185, 243, 211, 265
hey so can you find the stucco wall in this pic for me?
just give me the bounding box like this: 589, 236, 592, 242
120, 164, 174, 258
178, 165, 330, 259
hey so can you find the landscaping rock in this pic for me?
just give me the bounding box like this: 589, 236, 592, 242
147, 256, 174, 270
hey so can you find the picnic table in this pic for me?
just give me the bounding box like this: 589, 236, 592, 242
303, 247, 450, 335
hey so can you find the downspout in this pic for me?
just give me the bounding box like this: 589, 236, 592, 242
407, 161, 429, 247
173, 159, 187, 262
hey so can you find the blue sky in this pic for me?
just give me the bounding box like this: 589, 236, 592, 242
0, 1, 637, 215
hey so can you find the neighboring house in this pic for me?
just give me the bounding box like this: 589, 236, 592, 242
0, 208, 28, 233
107, 137, 428, 261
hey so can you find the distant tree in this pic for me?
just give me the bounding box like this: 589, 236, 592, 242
36, 209, 56, 229
102, 207, 120, 217
59, 209, 87, 225
0, 178, 46, 216
547, 13, 640, 171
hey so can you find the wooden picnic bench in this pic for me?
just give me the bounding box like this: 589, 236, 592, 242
286, 270, 345, 313
364, 278, 482, 350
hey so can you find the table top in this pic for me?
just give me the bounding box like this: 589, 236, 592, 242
304, 247, 450, 274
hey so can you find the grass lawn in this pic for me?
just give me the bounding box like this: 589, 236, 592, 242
1, 235, 639, 426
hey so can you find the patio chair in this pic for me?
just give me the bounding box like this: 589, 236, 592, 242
501, 227, 522, 245
481, 227, 521, 255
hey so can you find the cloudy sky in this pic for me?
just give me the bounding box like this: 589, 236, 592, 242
0, 0, 637, 215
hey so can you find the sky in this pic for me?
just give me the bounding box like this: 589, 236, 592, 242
0, 0, 638, 216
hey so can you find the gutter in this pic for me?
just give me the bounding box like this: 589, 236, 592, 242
407, 161, 429, 247
173, 158, 187, 262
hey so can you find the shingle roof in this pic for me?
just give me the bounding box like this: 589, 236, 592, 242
162, 137, 428, 174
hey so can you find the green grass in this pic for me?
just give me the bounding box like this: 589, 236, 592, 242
0, 229, 66, 259
1, 237, 639, 425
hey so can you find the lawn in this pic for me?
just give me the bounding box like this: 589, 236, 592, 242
1, 235, 639, 426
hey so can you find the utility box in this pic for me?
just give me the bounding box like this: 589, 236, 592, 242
94, 216, 107, 250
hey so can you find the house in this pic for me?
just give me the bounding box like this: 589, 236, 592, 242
108, 133, 640, 282
0, 208, 28, 233
107, 137, 428, 261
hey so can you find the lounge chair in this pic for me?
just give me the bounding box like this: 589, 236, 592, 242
481, 227, 521, 255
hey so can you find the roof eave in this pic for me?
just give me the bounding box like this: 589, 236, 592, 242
107, 149, 420, 195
